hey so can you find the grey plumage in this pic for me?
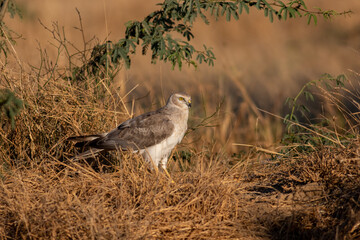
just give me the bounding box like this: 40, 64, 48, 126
68, 92, 191, 169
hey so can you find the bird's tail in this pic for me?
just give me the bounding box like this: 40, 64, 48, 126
67, 134, 103, 142
67, 134, 105, 147
67, 134, 106, 160
70, 148, 104, 161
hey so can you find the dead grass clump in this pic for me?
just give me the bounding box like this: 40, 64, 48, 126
1, 134, 359, 239
0, 154, 270, 239
244, 140, 360, 240
0, 70, 133, 167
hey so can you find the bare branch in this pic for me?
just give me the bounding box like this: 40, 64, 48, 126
0, 0, 9, 22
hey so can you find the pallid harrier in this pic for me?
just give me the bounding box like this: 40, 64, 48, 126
68, 93, 191, 172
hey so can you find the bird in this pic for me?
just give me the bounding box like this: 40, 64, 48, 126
68, 92, 191, 173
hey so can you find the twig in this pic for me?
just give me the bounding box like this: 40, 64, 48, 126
232, 143, 285, 156
0, 0, 9, 22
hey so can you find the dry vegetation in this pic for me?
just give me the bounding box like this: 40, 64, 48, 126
0, 0, 360, 239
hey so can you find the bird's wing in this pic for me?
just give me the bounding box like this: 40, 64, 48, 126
87, 109, 175, 150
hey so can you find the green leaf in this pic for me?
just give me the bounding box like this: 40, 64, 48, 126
142, 21, 151, 35
283, 8, 288, 20
306, 13, 318, 25
261, 0, 273, 10
208, 59, 214, 66
243, 3, 249, 14
335, 74, 346, 86
284, 113, 290, 121
221, 4, 227, 16
238, 2, 243, 14
226, 8, 231, 21
277, 1, 286, 8
300, 105, 310, 116
184, 0, 193, 22
256, 0, 261, 10
297, 0, 307, 9
304, 91, 314, 102
285, 97, 294, 107
215, 5, 219, 20
324, 82, 332, 90
313, 15, 318, 25
135, 25, 139, 41
231, 7, 239, 20
269, 9, 274, 22
292, 114, 298, 123
287, 7, 300, 18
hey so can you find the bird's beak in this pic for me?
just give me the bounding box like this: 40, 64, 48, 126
187, 99, 191, 108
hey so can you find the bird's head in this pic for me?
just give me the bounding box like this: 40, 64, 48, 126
168, 92, 191, 109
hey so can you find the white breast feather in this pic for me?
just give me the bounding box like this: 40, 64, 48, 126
141, 125, 186, 168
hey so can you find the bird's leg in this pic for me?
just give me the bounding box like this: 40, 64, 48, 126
153, 162, 159, 175
143, 151, 159, 174
160, 157, 174, 183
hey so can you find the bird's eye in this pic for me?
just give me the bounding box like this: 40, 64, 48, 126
179, 97, 184, 101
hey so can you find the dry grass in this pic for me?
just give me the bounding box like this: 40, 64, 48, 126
1, 69, 360, 239
1, 134, 359, 239
0, 0, 360, 239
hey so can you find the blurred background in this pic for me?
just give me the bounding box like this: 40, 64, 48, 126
4, 0, 360, 152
